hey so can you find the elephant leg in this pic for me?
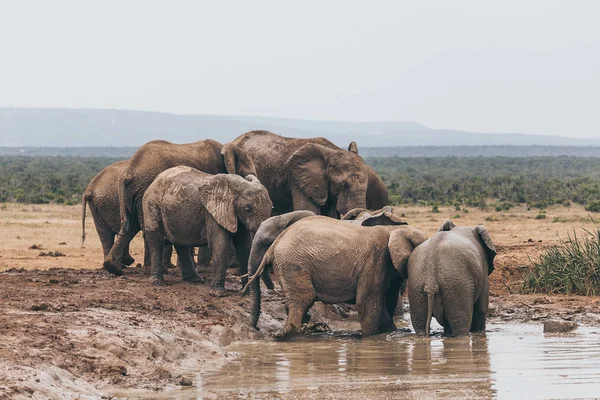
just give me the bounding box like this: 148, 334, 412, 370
196, 246, 211, 270
123, 240, 135, 266
207, 222, 234, 290
104, 213, 139, 275
175, 246, 204, 283
143, 232, 151, 269
162, 244, 176, 270
356, 283, 384, 337
443, 292, 474, 337
260, 268, 275, 290
95, 224, 115, 259
408, 285, 428, 335
145, 230, 165, 286
382, 276, 403, 331
233, 231, 251, 288
471, 282, 489, 333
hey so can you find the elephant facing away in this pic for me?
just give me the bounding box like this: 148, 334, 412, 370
244, 216, 426, 338
82, 160, 176, 269
407, 220, 496, 337
103, 139, 256, 276
143, 166, 272, 289
233, 131, 386, 217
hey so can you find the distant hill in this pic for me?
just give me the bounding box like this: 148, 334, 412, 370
1, 107, 599, 148
4, 145, 600, 158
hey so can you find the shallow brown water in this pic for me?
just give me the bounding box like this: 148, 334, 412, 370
111, 323, 600, 399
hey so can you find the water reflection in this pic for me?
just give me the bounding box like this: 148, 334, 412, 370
110, 324, 600, 399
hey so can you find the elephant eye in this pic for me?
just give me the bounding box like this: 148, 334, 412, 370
244, 205, 253, 213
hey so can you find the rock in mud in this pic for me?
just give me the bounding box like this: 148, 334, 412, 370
179, 377, 193, 386
543, 320, 578, 333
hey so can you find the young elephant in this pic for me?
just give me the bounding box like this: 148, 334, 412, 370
244, 216, 426, 337
407, 220, 496, 337
142, 166, 272, 288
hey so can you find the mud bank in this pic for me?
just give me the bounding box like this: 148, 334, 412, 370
1, 267, 600, 398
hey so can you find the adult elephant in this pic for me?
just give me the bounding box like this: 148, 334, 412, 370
103, 139, 256, 276
244, 216, 426, 337
407, 220, 496, 337
81, 160, 175, 269
232, 131, 387, 217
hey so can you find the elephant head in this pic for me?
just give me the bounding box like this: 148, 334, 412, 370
221, 142, 257, 178
388, 227, 428, 279
198, 174, 273, 234
438, 220, 496, 275
287, 142, 368, 215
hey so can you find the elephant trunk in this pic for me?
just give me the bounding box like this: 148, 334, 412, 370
336, 191, 367, 217
243, 245, 274, 328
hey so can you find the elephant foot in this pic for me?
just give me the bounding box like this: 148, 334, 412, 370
210, 284, 226, 292
103, 260, 123, 276
183, 273, 205, 284
274, 326, 301, 341
123, 254, 135, 266
142, 264, 151, 275
166, 262, 177, 269
152, 276, 166, 286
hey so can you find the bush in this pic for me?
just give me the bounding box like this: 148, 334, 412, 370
585, 201, 600, 213
534, 214, 547, 220
525, 226, 600, 295
431, 205, 440, 213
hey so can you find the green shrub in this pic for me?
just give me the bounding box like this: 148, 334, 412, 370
585, 201, 600, 213
552, 217, 568, 223
431, 205, 440, 213
525, 226, 600, 295
534, 214, 546, 220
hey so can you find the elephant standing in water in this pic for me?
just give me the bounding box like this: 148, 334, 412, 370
81, 160, 176, 269
143, 167, 272, 289
244, 216, 426, 337
103, 139, 256, 276
232, 130, 388, 217
407, 220, 496, 337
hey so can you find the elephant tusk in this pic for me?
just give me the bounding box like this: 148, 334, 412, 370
238, 273, 249, 278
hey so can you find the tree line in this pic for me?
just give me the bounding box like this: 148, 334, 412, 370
2, 155, 600, 208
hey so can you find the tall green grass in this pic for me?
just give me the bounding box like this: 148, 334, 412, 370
525, 221, 600, 295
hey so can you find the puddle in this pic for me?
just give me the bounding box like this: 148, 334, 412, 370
111, 323, 600, 399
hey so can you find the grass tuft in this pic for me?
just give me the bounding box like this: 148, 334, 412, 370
525, 219, 600, 295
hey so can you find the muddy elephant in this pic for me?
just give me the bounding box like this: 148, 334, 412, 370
103, 139, 256, 276
143, 166, 272, 289
244, 210, 317, 328
244, 216, 426, 337
232, 130, 388, 217
407, 220, 496, 336
81, 160, 177, 270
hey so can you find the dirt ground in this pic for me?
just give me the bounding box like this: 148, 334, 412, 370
1, 203, 600, 398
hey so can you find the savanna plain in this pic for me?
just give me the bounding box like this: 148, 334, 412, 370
2, 200, 600, 398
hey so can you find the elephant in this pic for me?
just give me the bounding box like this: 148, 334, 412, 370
407, 220, 496, 337
232, 130, 388, 217
142, 166, 272, 289
243, 215, 426, 337
244, 210, 317, 328
81, 160, 176, 270
103, 139, 256, 276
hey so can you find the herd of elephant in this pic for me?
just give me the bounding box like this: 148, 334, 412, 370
82, 130, 497, 338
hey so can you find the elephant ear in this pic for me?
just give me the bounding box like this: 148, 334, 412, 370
388, 228, 427, 279
438, 219, 457, 232
287, 143, 330, 206
198, 175, 238, 233
221, 142, 257, 177
348, 141, 358, 154
360, 211, 408, 226
475, 225, 496, 275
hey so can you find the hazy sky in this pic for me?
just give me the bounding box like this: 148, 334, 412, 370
1, 1, 599, 137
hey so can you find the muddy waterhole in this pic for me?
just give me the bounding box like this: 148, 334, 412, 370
110, 320, 600, 399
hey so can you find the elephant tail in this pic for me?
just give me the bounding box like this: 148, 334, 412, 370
424, 285, 438, 337
242, 245, 274, 329
81, 192, 89, 246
